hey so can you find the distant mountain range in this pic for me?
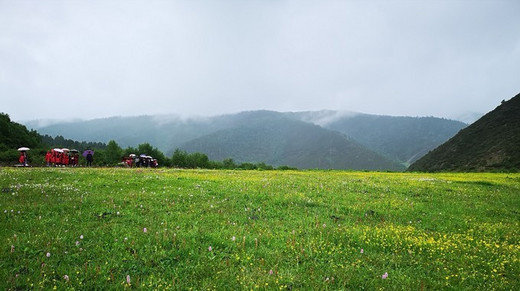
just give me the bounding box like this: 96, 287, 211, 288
409, 93, 520, 172
25, 110, 467, 170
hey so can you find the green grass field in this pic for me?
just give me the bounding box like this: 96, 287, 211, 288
1, 168, 519, 290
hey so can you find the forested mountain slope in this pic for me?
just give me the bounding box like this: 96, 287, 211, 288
0, 113, 43, 164
290, 112, 467, 165
409, 93, 520, 172
180, 115, 405, 170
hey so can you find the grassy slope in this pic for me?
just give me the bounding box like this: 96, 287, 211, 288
1, 168, 519, 290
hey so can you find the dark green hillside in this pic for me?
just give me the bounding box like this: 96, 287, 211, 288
180, 117, 405, 171
321, 114, 466, 165
0, 113, 43, 164
0, 113, 42, 149
409, 93, 520, 172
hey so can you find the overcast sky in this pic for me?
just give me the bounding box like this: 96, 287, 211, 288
1, 0, 519, 122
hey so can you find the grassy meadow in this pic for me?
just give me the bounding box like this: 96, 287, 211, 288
1, 168, 519, 290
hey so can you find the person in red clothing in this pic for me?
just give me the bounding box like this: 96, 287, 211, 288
45, 150, 52, 166
59, 152, 65, 167
51, 150, 58, 166
19, 152, 26, 166
56, 152, 62, 167
63, 153, 69, 166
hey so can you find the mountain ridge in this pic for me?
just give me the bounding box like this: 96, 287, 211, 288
25, 110, 467, 170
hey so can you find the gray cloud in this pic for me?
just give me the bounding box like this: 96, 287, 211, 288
1, 0, 519, 122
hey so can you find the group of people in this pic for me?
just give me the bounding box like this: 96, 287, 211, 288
16, 148, 159, 168
45, 149, 82, 167
121, 154, 158, 168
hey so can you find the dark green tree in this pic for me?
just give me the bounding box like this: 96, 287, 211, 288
171, 148, 188, 168
102, 140, 123, 165
186, 152, 209, 168
222, 158, 236, 169
123, 146, 139, 157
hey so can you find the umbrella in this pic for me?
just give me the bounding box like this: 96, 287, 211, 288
53, 148, 64, 153
129, 154, 136, 158
82, 150, 94, 157
70, 149, 79, 153
17, 147, 30, 151
139, 154, 147, 158
62, 148, 70, 152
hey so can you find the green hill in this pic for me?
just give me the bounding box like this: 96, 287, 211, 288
0, 113, 43, 165
180, 114, 405, 170
0, 113, 42, 149
408, 93, 520, 172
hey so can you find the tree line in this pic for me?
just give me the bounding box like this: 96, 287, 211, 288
88, 140, 294, 170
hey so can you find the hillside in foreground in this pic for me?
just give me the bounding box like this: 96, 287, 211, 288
409, 93, 520, 172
